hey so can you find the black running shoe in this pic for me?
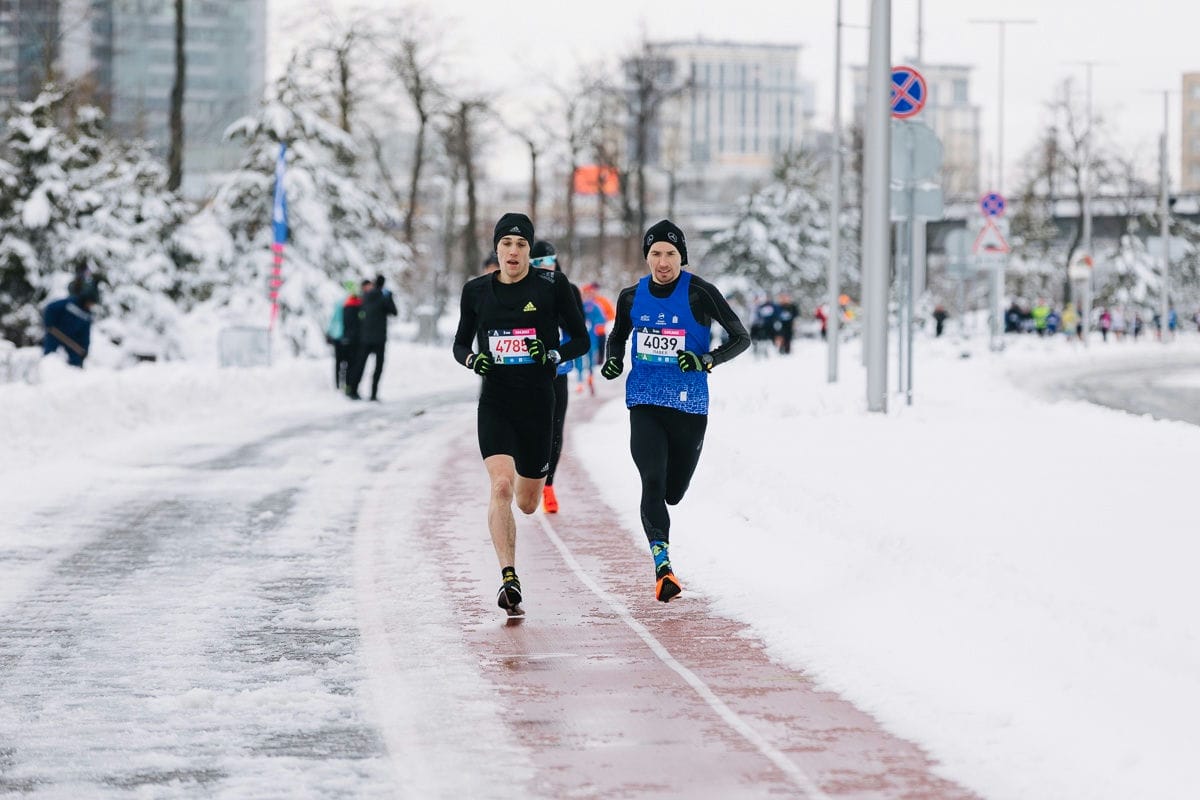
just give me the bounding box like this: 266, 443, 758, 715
497, 569, 523, 610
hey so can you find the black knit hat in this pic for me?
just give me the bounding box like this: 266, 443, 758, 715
493, 212, 534, 249
530, 240, 556, 259
643, 219, 687, 265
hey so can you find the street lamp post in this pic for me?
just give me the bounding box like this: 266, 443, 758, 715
863, 0, 891, 413
1159, 90, 1171, 344
970, 17, 1035, 349
827, 0, 844, 383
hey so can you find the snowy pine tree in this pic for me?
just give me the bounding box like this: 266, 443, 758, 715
0, 89, 190, 359
705, 151, 859, 311
187, 64, 411, 357
0, 89, 88, 345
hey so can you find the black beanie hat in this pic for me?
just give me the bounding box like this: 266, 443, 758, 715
493, 212, 534, 249
643, 219, 687, 265
530, 240, 556, 259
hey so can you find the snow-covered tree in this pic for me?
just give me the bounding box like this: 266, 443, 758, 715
0, 89, 189, 357
188, 63, 411, 356
705, 150, 859, 311
0, 89, 89, 344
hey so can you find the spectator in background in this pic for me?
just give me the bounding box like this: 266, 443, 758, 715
932, 305, 948, 337
326, 280, 358, 390
43, 283, 100, 368
1099, 307, 1112, 342
815, 304, 828, 340
773, 293, 799, 354
348, 274, 398, 402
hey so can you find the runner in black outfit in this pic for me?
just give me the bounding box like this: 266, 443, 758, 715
529, 240, 584, 515
601, 219, 750, 602
453, 213, 590, 612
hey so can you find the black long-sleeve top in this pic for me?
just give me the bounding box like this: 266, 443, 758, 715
605, 272, 751, 367
453, 268, 590, 392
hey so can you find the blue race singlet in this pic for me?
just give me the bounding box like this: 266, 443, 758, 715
625, 271, 711, 414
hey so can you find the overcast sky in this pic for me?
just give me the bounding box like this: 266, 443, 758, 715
268, 0, 1200, 193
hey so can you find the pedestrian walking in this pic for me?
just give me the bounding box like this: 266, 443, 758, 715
600, 219, 750, 602
326, 280, 358, 390
348, 274, 397, 401
452, 213, 590, 615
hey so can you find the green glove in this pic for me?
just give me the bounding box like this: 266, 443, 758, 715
600, 356, 623, 379
469, 352, 493, 375
524, 337, 549, 365
677, 351, 713, 373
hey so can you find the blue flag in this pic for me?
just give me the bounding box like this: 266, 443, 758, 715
272, 143, 288, 245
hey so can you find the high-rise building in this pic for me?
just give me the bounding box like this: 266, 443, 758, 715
851, 61, 981, 200
632, 39, 816, 194
2, 1, 266, 195
93, 0, 267, 194
0, 0, 62, 103
1181, 72, 1200, 192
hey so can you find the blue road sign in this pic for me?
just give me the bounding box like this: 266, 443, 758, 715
980, 192, 1006, 217
890, 66, 927, 119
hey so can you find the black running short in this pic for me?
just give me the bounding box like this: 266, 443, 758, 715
477, 382, 555, 479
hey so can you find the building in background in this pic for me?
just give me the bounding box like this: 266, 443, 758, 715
94, 0, 268, 196
1181, 72, 1200, 192
629, 39, 816, 213
851, 60, 981, 200
1, 0, 266, 197
0, 0, 62, 103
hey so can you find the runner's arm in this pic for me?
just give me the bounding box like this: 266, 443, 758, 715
690, 277, 751, 367
604, 288, 636, 363
555, 275, 590, 362
452, 283, 480, 367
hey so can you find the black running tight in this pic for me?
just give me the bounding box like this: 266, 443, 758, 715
628, 404, 707, 544
547, 374, 569, 485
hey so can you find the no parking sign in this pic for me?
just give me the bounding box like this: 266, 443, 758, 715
890, 66, 927, 119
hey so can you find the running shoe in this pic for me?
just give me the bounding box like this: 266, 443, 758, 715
497, 568, 523, 610
655, 572, 682, 602
542, 484, 559, 513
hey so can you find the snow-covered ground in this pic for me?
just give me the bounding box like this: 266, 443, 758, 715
2, 332, 1199, 799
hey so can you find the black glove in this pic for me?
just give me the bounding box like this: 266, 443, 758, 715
677, 351, 713, 373
600, 356, 623, 379
468, 352, 493, 375
524, 337, 560, 365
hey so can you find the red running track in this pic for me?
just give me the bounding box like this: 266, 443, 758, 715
415, 393, 977, 799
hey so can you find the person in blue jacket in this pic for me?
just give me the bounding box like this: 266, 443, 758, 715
42, 284, 100, 367
600, 220, 750, 602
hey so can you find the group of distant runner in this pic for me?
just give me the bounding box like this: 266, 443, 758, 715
453, 213, 750, 615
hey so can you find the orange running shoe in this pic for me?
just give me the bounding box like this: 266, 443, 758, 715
655, 573, 682, 602
542, 484, 559, 513
587, 373, 595, 395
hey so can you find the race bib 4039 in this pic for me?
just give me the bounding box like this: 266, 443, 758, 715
634, 327, 686, 365
488, 328, 536, 365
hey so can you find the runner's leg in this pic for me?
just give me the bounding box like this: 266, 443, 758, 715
664, 410, 708, 506
629, 406, 671, 543
483, 454, 518, 568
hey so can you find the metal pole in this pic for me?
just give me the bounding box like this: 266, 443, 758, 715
897, 220, 906, 392
827, 0, 843, 383
864, 0, 891, 413
908, 221, 921, 405
1160, 90, 1170, 344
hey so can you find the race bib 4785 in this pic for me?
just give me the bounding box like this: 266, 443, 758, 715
488, 328, 536, 365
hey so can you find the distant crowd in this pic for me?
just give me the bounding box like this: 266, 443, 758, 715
1004, 300, 1199, 341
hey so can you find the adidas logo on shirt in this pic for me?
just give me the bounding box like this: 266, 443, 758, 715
523, 301, 537, 312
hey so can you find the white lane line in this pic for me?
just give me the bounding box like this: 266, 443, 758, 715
534, 514, 832, 800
